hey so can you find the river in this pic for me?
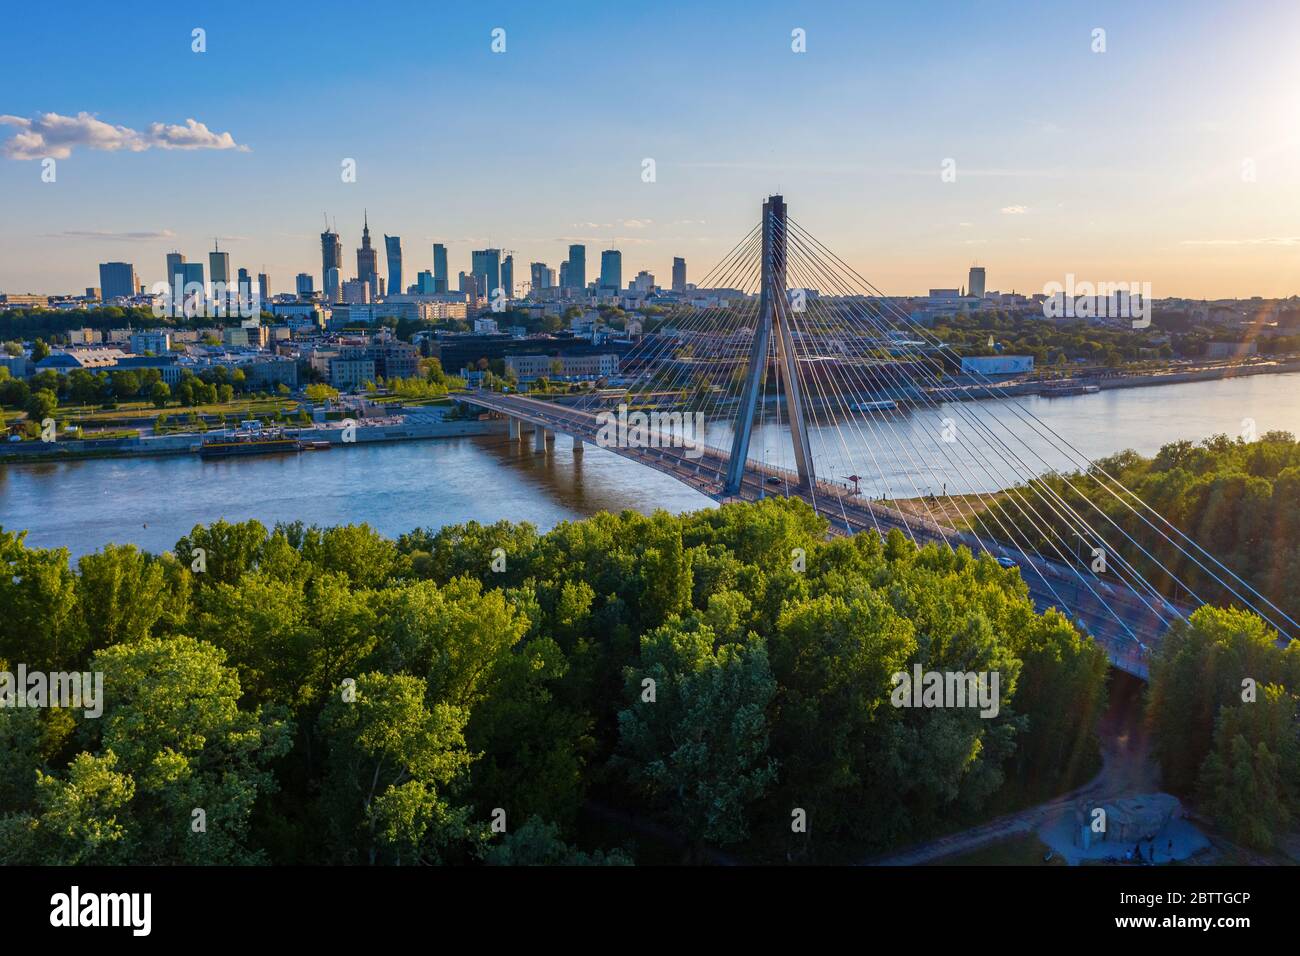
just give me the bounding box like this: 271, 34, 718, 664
3, 372, 1298, 559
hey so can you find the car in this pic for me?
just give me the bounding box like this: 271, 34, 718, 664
996, 555, 1018, 569
765, 476, 782, 485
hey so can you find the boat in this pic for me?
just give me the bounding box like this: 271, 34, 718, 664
850, 399, 898, 412
1039, 382, 1100, 397
199, 423, 303, 458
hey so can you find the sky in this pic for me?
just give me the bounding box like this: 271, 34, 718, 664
2, 0, 1300, 299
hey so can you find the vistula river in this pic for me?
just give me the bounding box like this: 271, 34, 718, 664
3, 372, 1298, 560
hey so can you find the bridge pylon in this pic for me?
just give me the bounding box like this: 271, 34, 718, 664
725, 195, 816, 494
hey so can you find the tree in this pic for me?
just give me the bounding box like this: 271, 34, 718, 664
110, 370, 141, 400
149, 380, 170, 408
617, 620, 778, 848
317, 672, 477, 865
1197, 685, 1299, 849
483, 816, 631, 865
305, 383, 338, 403
25, 388, 57, 421
84, 636, 291, 863
75, 544, 171, 653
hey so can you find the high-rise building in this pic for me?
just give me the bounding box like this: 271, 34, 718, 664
559, 261, 569, 290
500, 255, 514, 299
385, 235, 402, 302
632, 271, 655, 294
357, 212, 380, 300
968, 266, 986, 299
415, 271, 437, 294
98, 262, 137, 301
181, 261, 205, 290
209, 241, 230, 286
599, 250, 622, 291
566, 244, 586, 292
672, 257, 686, 293
459, 272, 481, 308
472, 249, 501, 301
321, 226, 342, 303
529, 261, 551, 291
296, 273, 314, 297
258, 273, 270, 303
432, 243, 448, 292
341, 278, 370, 305
165, 251, 185, 308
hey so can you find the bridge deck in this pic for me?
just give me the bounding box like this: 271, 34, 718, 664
461, 390, 1187, 678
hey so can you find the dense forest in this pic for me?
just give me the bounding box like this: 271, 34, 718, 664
1147, 606, 1300, 849
0, 498, 1112, 864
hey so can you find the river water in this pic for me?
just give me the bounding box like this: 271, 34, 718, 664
3, 372, 1298, 559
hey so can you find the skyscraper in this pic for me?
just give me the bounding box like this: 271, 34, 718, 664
98, 262, 137, 300
296, 273, 314, 297
209, 241, 230, 286
567, 244, 586, 292
258, 273, 270, 303
472, 248, 501, 301
357, 212, 380, 301
500, 255, 514, 299
968, 266, 986, 299
599, 249, 622, 291
181, 261, 205, 290
385, 235, 402, 302
559, 261, 569, 290
672, 256, 686, 292
432, 243, 448, 292
165, 251, 185, 310
321, 226, 342, 303
530, 261, 550, 291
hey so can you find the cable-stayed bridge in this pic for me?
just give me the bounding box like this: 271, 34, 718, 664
459, 196, 1296, 679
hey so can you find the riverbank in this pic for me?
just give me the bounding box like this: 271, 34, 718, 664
929, 356, 1300, 402
0, 413, 505, 464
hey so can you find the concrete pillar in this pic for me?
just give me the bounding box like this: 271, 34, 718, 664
533, 424, 546, 452
572, 435, 584, 456
544, 428, 555, 447
508, 417, 520, 440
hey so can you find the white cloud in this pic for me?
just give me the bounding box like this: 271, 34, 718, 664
1000, 205, 1029, 215
43, 229, 176, 241
0, 112, 249, 160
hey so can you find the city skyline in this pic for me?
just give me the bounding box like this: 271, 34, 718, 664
3, 0, 1300, 298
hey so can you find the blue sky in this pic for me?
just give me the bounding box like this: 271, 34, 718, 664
3, 0, 1300, 298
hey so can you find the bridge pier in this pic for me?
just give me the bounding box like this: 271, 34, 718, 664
507, 417, 520, 440
533, 424, 547, 452
571, 435, 584, 456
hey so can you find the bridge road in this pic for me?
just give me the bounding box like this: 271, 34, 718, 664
459, 391, 1185, 676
